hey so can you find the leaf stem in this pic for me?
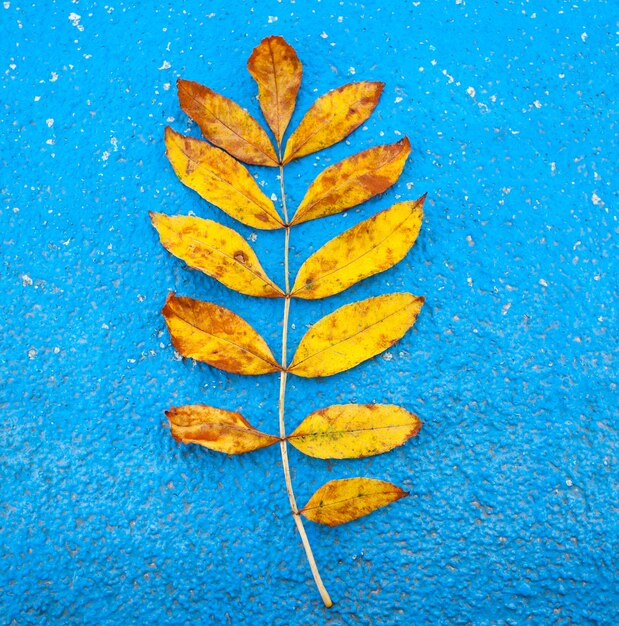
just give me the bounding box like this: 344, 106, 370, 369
278, 165, 333, 608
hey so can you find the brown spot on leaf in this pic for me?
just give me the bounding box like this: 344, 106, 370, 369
234, 250, 248, 264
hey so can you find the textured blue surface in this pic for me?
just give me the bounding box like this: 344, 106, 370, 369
1, 1, 617, 624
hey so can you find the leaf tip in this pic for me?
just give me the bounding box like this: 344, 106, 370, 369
148, 210, 163, 225
164, 125, 178, 143
164, 406, 178, 421
163, 291, 177, 309
261, 34, 285, 45
176, 76, 189, 92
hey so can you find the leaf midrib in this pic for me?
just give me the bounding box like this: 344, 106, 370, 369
173, 305, 279, 370
287, 91, 373, 161
181, 232, 283, 295
289, 422, 415, 439
178, 422, 275, 438
302, 489, 402, 513
180, 83, 278, 164
293, 202, 418, 294
294, 141, 407, 221
289, 296, 417, 370
178, 143, 283, 227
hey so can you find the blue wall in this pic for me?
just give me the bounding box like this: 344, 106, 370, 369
1, 1, 617, 624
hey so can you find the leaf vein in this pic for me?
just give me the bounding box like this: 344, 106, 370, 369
179, 146, 281, 223
174, 308, 279, 370
290, 299, 416, 369
180, 84, 277, 164
294, 203, 417, 293
302, 490, 401, 512
296, 142, 407, 219
183, 233, 282, 294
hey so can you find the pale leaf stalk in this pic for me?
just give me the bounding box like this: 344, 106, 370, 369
278, 164, 333, 608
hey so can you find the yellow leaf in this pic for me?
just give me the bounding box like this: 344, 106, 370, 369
282, 81, 384, 164
162, 293, 281, 375
288, 293, 424, 378
291, 196, 425, 300
150, 212, 283, 298
291, 139, 410, 225
288, 404, 421, 459
300, 478, 408, 526
247, 36, 302, 149
166, 404, 279, 454
177, 78, 278, 166
165, 127, 284, 230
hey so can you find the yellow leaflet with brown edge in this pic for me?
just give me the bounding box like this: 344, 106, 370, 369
291, 196, 425, 300
291, 138, 410, 226
150, 212, 283, 299
165, 127, 284, 230
177, 79, 278, 166
166, 404, 279, 454
288, 293, 424, 378
247, 36, 302, 149
162, 293, 281, 375
300, 478, 408, 527
288, 404, 421, 459
282, 81, 384, 164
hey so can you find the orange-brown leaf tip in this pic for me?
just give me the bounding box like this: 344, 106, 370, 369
164, 125, 176, 142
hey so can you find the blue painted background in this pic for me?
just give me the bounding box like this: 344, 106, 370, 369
1, 1, 617, 624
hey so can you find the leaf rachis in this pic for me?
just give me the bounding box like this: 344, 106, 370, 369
156, 36, 428, 609
277, 163, 333, 606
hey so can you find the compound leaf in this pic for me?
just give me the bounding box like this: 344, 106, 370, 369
177, 78, 279, 166
248, 35, 302, 149
150, 212, 283, 298
166, 404, 279, 454
300, 478, 408, 527
288, 404, 421, 459
288, 293, 424, 378
282, 81, 384, 164
291, 196, 425, 300
165, 127, 284, 230
162, 293, 281, 375
291, 138, 410, 225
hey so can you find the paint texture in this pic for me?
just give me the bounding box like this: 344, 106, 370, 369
0, 1, 617, 624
